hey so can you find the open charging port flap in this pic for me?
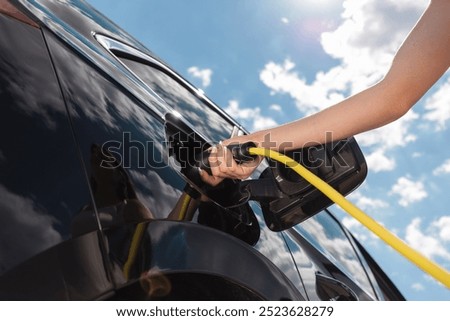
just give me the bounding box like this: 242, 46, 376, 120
164, 112, 251, 211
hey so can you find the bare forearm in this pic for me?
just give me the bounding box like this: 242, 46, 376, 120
228, 81, 403, 150
225, 0, 449, 151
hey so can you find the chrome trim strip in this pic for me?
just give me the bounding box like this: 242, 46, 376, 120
94, 33, 247, 134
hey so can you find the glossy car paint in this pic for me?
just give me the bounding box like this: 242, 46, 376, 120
0, 0, 404, 300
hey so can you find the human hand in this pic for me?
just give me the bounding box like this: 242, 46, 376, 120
199, 143, 262, 186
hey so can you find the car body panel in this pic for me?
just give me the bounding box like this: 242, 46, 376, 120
0, 231, 112, 300
105, 220, 304, 300
0, 0, 404, 300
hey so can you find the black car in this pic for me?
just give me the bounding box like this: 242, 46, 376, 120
0, 0, 404, 300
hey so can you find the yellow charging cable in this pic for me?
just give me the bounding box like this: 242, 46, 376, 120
123, 222, 148, 279
178, 193, 192, 221
248, 147, 450, 289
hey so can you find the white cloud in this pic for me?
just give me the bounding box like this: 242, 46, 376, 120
431, 216, 450, 242
342, 216, 361, 231
322, 0, 426, 63
261, 0, 427, 112
224, 100, 278, 131
348, 191, 389, 211
269, 104, 282, 112
411, 283, 425, 291
259, 1, 428, 172
281, 17, 289, 24
187, 66, 213, 88
405, 217, 450, 260
253, 117, 278, 131
433, 159, 450, 176
364, 150, 396, 173
390, 177, 427, 207
356, 110, 419, 149
423, 76, 450, 130
355, 109, 418, 172
340, 215, 381, 244
259, 59, 345, 115
340, 217, 367, 242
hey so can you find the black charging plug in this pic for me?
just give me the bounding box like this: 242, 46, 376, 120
198, 142, 258, 175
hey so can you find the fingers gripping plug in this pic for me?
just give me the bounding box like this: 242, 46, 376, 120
198, 142, 258, 175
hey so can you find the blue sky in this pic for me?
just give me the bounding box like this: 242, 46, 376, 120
87, 0, 450, 300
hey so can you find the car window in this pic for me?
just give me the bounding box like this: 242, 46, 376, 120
0, 15, 90, 274
45, 36, 190, 227
294, 211, 377, 298
116, 56, 235, 143
44, 33, 263, 256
